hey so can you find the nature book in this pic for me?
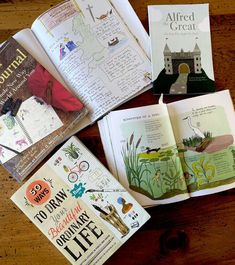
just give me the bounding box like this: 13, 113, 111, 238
12, 0, 151, 133
11, 136, 150, 264
98, 90, 235, 207
148, 4, 215, 95
0, 37, 87, 182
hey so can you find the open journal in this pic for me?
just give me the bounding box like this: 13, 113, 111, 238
11, 136, 150, 265
0, 37, 86, 181
13, 0, 151, 132
98, 90, 235, 207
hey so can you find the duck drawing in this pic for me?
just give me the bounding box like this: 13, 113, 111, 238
96, 9, 112, 20
183, 116, 205, 138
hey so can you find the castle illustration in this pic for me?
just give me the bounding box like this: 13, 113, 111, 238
163, 43, 202, 75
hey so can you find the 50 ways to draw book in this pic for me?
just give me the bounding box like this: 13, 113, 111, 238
13, 0, 151, 132
11, 136, 150, 265
148, 4, 215, 95
0, 37, 86, 182
98, 90, 235, 207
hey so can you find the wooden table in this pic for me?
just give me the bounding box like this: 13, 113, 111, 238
0, 0, 235, 264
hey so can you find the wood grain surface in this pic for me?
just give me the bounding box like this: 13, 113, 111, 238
0, 0, 235, 264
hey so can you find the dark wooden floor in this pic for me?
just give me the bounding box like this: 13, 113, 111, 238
0, 0, 235, 264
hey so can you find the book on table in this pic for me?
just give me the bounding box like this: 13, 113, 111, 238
0, 37, 87, 181
14, 0, 151, 129
148, 3, 215, 95
98, 90, 235, 207
11, 136, 150, 265
0, 0, 152, 181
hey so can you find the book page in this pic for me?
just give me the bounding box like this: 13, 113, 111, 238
109, 0, 150, 58
100, 104, 189, 207
13, 29, 68, 89
0, 96, 63, 163
31, 0, 151, 122
167, 90, 235, 196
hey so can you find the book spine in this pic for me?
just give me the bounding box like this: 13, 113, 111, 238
15, 116, 33, 145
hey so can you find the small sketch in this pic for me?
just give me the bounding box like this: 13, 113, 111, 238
60, 43, 66, 60
183, 116, 205, 139
86, 4, 95, 22
93, 204, 130, 237
117, 197, 133, 214
108, 37, 119, 46
3, 115, 15, 130
64, 37, 77, 52
96, 9, 112, 20
143, 72, 152, 81
62, 142, 81, 160
15, 138, 28, 148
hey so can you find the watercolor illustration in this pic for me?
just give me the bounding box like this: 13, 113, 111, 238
153, 40, 215, 94
178, 114, 235, 192
121, 132, 187, 200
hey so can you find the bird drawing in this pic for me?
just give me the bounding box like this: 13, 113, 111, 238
183, 116, 205, 138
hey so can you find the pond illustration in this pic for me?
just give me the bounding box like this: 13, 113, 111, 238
121, 133, 188, 200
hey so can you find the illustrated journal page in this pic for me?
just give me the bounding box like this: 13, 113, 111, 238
31, 0, 152, 123
102, 104, 189, 207
167, 90, 235, 196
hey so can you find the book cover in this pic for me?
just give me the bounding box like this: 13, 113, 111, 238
148, 4, 215, 95
11, 136, 150, 264
0, 37, 87, 181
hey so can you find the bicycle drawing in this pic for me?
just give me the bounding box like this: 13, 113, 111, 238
63, 160, 90, 183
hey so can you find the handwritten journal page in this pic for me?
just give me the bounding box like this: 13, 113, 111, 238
31, 0, 151, 122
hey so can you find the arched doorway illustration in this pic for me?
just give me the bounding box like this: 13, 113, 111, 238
178, 63, 190, 74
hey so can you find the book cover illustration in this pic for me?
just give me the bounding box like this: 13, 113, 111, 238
148, 4, 215, 94
32, 0, 151, 121
11, 137, 150, 264
0, 37, 86, 181
172, 105, 235, 193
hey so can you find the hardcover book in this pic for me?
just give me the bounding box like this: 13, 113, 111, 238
11, 136, 150, 264
148, 4, 215, 95
98, 90, 235, 207
0, 37, 86, 181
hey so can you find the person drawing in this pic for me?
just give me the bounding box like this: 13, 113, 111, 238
59, 43, 66, 60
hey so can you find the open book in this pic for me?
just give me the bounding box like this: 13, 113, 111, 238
11, 136, 150, 264
0, 37, 87, 181
13, 0, 151, 133
98, 90, 235, 207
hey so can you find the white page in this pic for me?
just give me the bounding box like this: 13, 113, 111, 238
109, 0, 150, 58
31, 0, 151, 123
101, 104, 189, 207
167, 90, 235, 197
